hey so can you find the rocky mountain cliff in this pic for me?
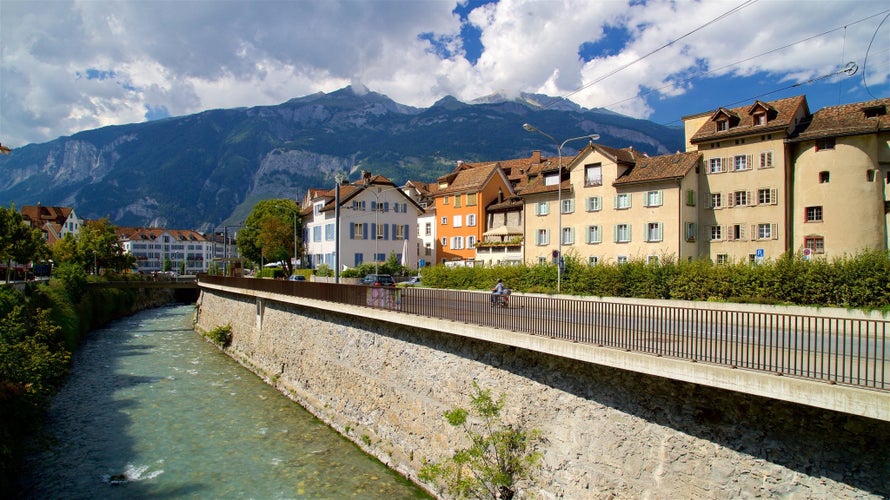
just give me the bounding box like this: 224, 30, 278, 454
0, 86, 683, 230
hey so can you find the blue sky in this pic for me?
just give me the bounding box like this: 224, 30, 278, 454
1, 0, 887, 146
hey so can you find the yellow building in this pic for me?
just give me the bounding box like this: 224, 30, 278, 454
522, 144, 702, 265
787, 98, 890, 258
684, 96, 810, 263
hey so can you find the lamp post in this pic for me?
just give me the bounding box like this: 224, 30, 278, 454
522, 123, 599, 294
334, 173, 346, 283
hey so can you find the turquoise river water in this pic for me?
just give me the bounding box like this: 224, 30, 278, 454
17, 304, 430, 499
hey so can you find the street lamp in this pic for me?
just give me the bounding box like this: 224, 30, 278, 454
522, 123, 599, 294
334, 173, 346, 283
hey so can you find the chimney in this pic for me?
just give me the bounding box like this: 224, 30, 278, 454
531, 150, 541, 163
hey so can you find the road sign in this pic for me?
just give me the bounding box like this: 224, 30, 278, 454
419, 259, 426, 267
755, 248, 765, 258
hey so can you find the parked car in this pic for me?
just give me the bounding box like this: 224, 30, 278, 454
405, 276, 421, 285
361, 274, 395, 286
288, 274, 306, 282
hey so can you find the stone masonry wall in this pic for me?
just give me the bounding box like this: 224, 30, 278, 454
195, 289, 889, 499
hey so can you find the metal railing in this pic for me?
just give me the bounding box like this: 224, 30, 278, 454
199, 275, 888, 391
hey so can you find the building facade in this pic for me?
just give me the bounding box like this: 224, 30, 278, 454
117, 227, 213, 274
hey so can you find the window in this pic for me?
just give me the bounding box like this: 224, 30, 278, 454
717, 120, 728, 131
441, 216, 447, 225
709, 193, 723, 209
442, 196, 449, 205
732, 191, 749, 207
586, 196, 602, 212
312, 226, 322, 242
588, 256, 599, 265
535, 201, 550, 216
467, 236, 476, 247
728, 224, 744, 241
584, 163, 603, 187
561, 198, 574, 214
425, 222, 432, 236
804, 236, 825, 254
686, 190, 696, 206
647, 255, 659, 265
424, 243, 432, 256
352, 223, 364, 240
645, 190, 663, 207
710, 225, 723, 241
754, 113, 766, 126
617, 256, 628, 264
615, 194, 631, 209
819, 171, 830, 183
467, 214, 476, 226
453, 215, 462, 228
733, 155, 750, 171
757, 188, 776, 205
561, 227, 574, 245
759, 151, 773, 169
815, 138, 835, 151
467, 193, 477, 206
716, 254, 729, 264
645, 222, 663, 242
867, 170, 876, 182
450, 236, 464, 249
536, 229, 549, 246
806, 206, 823, 222
586, 225, 602, 244
544, 173, 560, 186
708, 158, 723, 174
376, 224, 384, 240
441, 237, 447, 247
453, 195, 461, 208
756, 223, 778, 240
685, 222, 697, 242
313, 202, 324, 216
324, 223, 335, 241
614, 224, 631, 243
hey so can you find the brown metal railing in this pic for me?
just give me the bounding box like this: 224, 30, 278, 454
199, 275, 888, 391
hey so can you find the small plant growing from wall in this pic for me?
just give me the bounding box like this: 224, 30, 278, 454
419, 381, 543, 500
205, 324, 232, 348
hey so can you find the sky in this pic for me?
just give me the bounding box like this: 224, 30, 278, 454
1, 0, 888, 148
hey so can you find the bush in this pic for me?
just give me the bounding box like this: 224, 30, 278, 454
205, 324, 232, 347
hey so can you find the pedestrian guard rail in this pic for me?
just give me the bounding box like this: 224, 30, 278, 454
198, 275, 888, 391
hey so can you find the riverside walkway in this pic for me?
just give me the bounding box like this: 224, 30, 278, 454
198, 275, 889, 420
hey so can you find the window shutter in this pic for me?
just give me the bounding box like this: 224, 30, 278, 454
613, 225, 619, 242
613, 195, 619, 209
771, 189, 778, 205
404, 224, 410, 239
363, 223, 368, 240
746, 191, 752, 206
740, 225, 746, 240
747, 155, 753, 170
350, 224, 355, 239
705, 193, 713, 209
722, 158, 729, 172
771, 223, 779, 240
751, 225, 757, 240
728, 193, 736, 207
687, 189, 695, 206
657, 191, 663, 206
371, 201, 377, 211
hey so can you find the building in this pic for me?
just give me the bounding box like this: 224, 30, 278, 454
433, 162, 514, 265
20, 204, 83, 244
301, 171, 424, 271
402, 180, 438, 268
117, 227, 213, 274
786, 97, 890, 258
684, 96, 811, 263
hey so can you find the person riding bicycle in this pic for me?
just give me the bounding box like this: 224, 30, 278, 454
491, 278, 506, 305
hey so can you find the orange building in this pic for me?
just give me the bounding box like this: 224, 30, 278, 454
433, 162, 514, 264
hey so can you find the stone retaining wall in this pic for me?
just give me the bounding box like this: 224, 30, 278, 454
195, 289, 889, 499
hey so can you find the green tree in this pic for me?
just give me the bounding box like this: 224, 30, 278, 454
237, 199, 301, 276
0, 204, 49, 283
76, 218, 134, 274
420, 381, 543, 499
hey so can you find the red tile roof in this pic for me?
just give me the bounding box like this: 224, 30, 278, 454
613, 151, 702, 186
789, 97, 890, 142
690, 95, 808, 143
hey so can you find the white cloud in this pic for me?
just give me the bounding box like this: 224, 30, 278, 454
0, 0, 887, 147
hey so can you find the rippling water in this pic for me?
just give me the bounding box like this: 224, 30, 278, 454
18, 305, 429, 499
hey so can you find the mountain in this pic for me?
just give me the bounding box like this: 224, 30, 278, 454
0, 86, 684, 231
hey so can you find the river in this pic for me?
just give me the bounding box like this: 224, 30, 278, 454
17, 304, 430, 499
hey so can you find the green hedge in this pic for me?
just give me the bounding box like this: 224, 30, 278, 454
421, 250, 890, 310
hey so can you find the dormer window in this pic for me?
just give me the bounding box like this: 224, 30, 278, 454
544, 172, 560, 186
863, 105, 886, 118
754, 113, 767, 126
716, 120, 729, 131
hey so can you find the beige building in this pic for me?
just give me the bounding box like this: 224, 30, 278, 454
522, 144, 702, 265
787, 98, 890, 258
684, 96, 811, 263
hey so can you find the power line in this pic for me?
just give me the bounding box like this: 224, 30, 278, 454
544, 0, 760, 109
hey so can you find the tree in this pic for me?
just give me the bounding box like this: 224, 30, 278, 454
0, 204, 49, 283
420, 381, 544, 499
75, 218, 134, 274
237, 199, 301, 276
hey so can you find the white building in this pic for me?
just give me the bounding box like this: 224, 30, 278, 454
301, 172, 425, 272
117, 227, 215, 274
